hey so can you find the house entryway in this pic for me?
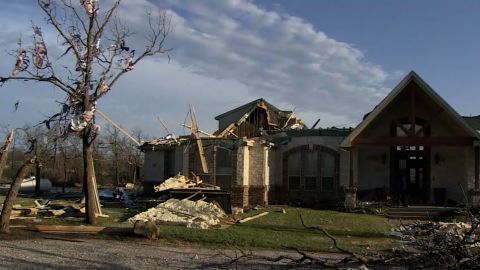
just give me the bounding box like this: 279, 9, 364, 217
391, 146, 430, 205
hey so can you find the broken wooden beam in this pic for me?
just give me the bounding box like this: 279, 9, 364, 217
238, 211, 269, 224
28, 224, 105, 234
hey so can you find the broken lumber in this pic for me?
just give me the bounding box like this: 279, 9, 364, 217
189, 105, 208, 173
238, 211, 269, 224
96, 109, 141, 146
183, 190, 202, 201
180, 124, 214, 137
28, 224, 105, 234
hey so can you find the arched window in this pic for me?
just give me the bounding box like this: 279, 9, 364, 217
284, 145, 338, 192
393, 117, 428, 151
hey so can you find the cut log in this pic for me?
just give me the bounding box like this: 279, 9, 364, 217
134, 220, 159, 240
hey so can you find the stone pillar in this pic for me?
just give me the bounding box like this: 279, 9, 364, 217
262, 145, 270, 206
231, 139, 251, 208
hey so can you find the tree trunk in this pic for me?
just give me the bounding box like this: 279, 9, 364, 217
83, 136, 98, 224
0, 130, 14, 180
0, 157, 36, 233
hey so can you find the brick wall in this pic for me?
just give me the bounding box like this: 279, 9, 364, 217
248, 185, 268, 206
231, 185, 249, 208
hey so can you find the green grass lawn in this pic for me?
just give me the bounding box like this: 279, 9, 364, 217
154, 208, 395, 253
1, 193, 396, 253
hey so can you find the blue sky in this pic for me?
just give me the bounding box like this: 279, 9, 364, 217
256, 0, 480, 114
0, 0, 479, 139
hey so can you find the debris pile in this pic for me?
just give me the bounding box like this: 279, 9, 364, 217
153, 174, 219, 192
128, 198, 231, 229
142, 134, 180, 147
395, 221, 480, 247
391, 220, 480, 268
10, 199, 85, 219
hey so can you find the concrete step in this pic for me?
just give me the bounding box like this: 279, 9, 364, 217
386, 206, 456, 220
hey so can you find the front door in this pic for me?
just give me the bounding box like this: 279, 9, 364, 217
392, 146, 429, 204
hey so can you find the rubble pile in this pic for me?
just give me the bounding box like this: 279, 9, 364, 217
128, 198, 229, 229
153, 174, 219, 192
391, 220, 480, 268
396, 221, 480, 247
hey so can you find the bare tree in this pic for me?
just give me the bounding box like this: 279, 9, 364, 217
0, 156, 37, 234
0, 0, 172, 224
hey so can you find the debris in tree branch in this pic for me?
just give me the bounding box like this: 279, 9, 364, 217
34, 42, 47, 68
11, 51, 29, 77
13, 100, 20, 112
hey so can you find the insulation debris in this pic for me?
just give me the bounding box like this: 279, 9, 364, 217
128, 198, 228, 229
142, 135, 181, 146
153, 174, 219, 192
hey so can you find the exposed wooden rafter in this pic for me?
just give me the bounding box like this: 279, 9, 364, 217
189, 105, 208, 174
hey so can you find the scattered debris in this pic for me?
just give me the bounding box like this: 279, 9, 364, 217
28, 224, 105, 234
389, 218, 480, 268
129, 198, 233, 229
153, 174, 219, 193
238, 211, 269, 224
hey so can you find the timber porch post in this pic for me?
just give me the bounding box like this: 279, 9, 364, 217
475, 146, 479, 190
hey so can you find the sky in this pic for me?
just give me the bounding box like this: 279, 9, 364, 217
0, 0, 479, 140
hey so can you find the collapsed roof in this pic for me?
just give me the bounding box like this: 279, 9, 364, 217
214, 98, 305, 138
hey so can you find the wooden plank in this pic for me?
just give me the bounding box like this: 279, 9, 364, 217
238, 211, 269, 224
183, 190, 202, 201
349, 148, 354, 188
96, 109, 141, 146
190, 105, 208, 174
28, 225, 105, 234
352, 136, 474, 147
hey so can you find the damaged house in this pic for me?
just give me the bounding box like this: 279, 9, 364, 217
142, 71, 480, 208
141, 98, 349, 208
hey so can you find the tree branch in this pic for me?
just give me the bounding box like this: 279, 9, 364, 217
37, 0, 82, 63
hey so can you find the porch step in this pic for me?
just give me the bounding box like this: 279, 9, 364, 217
386, 206, 457, 220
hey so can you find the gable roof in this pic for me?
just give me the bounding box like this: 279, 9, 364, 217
341, 71, 480, 148
463, 116, 480, 131
214, 98, 284, 120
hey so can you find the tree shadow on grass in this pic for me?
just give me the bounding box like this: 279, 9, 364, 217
240, 223, 389, 239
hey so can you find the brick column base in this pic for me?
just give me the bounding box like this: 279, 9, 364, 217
231, 186, 249, 208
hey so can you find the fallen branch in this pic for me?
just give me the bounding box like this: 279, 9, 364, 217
298, 213, 371, 264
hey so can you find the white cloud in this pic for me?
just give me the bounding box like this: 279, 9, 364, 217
147, 0, 389, 127
0, 0, 391, 138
